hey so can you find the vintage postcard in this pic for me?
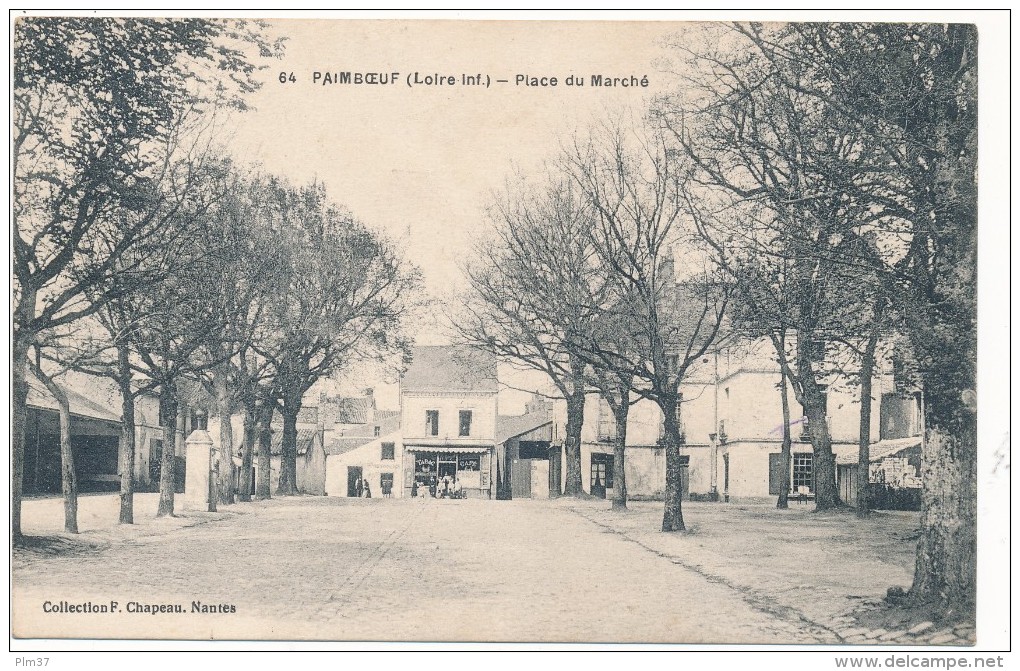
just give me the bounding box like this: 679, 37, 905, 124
9, 11, 1009, 654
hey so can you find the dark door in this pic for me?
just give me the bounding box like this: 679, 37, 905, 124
768, 452, 786, 496
591, 453, 612, 499
678, 454, 691, 500
347, 466, 363, 497
511, 457, 532, 499
548, 446, 562, 497
149, 439, 163, 487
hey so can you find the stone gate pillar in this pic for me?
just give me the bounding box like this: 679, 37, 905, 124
184, 429, 214, 512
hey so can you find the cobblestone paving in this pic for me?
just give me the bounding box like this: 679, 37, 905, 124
15, 496, 823, 643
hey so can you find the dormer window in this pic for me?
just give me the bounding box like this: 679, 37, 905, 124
426, 410, 439, 436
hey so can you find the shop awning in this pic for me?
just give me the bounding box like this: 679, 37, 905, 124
406, 446, 491, 454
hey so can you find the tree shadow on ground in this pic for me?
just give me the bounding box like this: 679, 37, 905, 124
13, 534, 108, 559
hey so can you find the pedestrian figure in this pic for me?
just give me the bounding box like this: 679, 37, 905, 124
364, 481, 372, 498
429, 475, 437, 498
355, 476, 363, 498
411, 480, 419, 497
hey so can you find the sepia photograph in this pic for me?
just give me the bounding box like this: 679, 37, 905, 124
8, 9, 1010, 660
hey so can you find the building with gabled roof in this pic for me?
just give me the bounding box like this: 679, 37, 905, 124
399, 345, 499, 498
399, 345, 498, 394
323, 409, 402, 497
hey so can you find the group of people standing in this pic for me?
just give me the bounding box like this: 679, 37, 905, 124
412, 474, 463, 499
353, 476, 372, 498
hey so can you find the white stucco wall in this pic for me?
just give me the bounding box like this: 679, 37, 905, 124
401, 392, 497, 442
325, 431, 404, 498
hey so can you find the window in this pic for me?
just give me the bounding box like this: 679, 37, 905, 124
597, 398, 616, 442
792, 453, 813, 492
380, 472, 394, 495
381, 442, 395, 461
591, 453, 614, 490
374, 425, 381, 437
807, 339, 827, 361
458, 410, 472, 437
426, 410, 439, 436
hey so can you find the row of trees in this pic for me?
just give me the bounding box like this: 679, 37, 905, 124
461, 23, 976, 617
12, 17, 420, 538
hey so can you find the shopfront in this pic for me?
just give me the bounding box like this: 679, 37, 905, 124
404, 446, 492, 498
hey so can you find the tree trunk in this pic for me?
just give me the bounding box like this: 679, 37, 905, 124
33, 364, 78, 533
116, 345, 136, 524
156, 384, 179, 517
11, 338, 31, 542
796, 339, 839, 510
777, 364, 792, 510
856, 332, 879, 517
611, 404, 628, 512
660, 397, 686, 532
238, 399, 256, 503
276, 401, 299, 496
909, 425, 976, 617
255, 400, 273, 500
214, 364, 235, 505
562, 390, 585, 497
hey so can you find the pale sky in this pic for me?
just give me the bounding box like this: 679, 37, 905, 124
229, 19, 679, 299
225, 19, 684, 411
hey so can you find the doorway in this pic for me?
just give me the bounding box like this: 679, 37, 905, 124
438, 455, 457, 480
591, 452, 613, 499
347, 466, 363, 497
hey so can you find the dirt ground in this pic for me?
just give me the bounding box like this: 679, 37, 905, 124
11, 494, 974, 645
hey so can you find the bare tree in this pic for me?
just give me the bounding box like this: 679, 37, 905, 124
777, 23, 978, 613
459, 177, 604, 497
657, 22, 903, 510
566, 124, 728, 531
11, 17, 280, 540
26, 353, 78, 533
250, 180, 420, 496
663, 21, 978, 612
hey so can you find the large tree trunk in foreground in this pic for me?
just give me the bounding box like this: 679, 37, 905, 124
116, 345, 136, 524
214, 365, 235, 505
32, 363, 78, 533
276, 403, 299, 496
856, 332, 879, 517
660, 398, 686, 532
255, 401, 273, 500
777, 365, 792, 510
11, 339, 31, 542
611, 404, 628, 512
562, 390, 585, 497
156, 385, 179, 517
909, 425, 977, 618
237, 400, 256, 503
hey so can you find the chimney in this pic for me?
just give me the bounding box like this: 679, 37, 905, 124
363, 387, 375, 424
